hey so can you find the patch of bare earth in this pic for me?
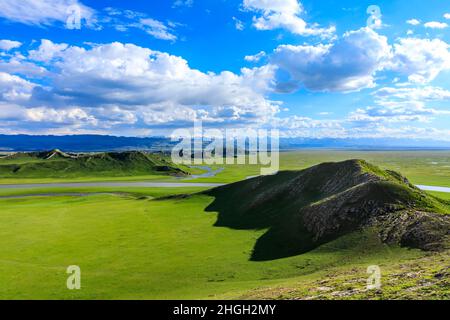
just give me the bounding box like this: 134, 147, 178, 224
239, 251, 449, 300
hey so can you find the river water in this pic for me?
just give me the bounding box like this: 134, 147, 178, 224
0, 166, 448, 194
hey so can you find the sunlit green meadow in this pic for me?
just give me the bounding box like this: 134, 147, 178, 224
0, 150, 449, 300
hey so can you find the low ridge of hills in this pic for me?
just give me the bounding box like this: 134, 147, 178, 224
205, 160, 450, 261
0, 150, 188, 178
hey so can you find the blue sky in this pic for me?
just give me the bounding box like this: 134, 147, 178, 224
0, 0, 449, 140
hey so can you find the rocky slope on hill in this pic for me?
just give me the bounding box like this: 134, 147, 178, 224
205, 160, 450, 260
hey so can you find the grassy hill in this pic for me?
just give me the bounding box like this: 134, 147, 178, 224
0, 150, 189, 179
0, 159, 448, 299
205, 159, 450, 260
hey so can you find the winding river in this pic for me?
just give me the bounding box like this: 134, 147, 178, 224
0, 166, 448, 195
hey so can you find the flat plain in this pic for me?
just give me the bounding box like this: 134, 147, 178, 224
0, 150, 448, 300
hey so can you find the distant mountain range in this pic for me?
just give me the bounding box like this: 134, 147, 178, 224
0, 135, 176, 152
1, 134, 450, 152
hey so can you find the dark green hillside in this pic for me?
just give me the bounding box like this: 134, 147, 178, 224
0, 150, 189, 178
205, 160, 450, 261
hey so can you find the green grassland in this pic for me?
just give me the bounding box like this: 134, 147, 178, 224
0, 151, 449, 300
2, 150, 449, 187
0, 190, 438, 300
0, 174, 175, 185
280, 151, 450, 188
430, 191, 450, 201
187, 150, 450, 187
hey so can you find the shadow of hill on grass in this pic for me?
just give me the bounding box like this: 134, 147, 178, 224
204, 160, 450, 261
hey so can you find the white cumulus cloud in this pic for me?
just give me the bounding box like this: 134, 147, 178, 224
424, 21, 448, 29
242, 0, 335, 37
245, 51, 266, 62
389, 38, 450, 83
28, 39, 69, 62
374, 86, 450, 102
139, 18, 177, 41
0, 40, 22, 51
3, 40, 280, 132
232, 17, 245, 31
270, 28, 391, 92
0, 72, 35, 102
349, 104, 450, 124
172, 0, 194, 8
406, 19, 421, 26
0, 0, 95, 27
